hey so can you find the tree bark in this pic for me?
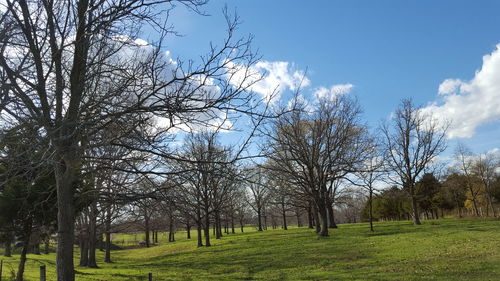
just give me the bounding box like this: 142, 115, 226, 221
186, 220, 191, 239
326, 197, 338, 229
282, 206, 288, 230
87, 201, 98, 268
144, 214, 150, 248
316, 200, 329, 236
16, 220, 32, 281
369, 191, 374, 232
204, 208, 211, 247
257, 208, 263, 231
312, 203, 321, 234
196, 208, 203, 247
410, 185, 422, 225
105, 208, 112, 263
55, 156, 77, 281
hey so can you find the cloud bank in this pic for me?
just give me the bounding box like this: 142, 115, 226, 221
422, 44, 500, 139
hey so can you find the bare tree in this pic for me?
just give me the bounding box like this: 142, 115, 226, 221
264, 94, 370, 236
0, 1, 266, 279
351, 141, 385, 231
381, 98, 447, 225
245, 167, 271, 231
474, 152, 499, 217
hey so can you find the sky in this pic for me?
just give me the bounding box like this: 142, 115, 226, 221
144, 0, 500, 159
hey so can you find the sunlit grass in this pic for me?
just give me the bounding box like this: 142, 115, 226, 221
1, 219, 499, 280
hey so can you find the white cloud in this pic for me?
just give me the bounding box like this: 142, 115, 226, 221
226, 60, 310, 104
422, 44, 500, 139
313, 83, 354, 101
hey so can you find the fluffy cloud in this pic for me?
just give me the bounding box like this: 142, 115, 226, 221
226, 60, 310, 103
313, 83, 354, 101
422, 44, 500, 138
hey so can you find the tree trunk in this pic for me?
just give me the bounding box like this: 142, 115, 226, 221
105, 208, 112, 263
231, 214, 235, 234
282, 206, 288, 230
16, 221, 32, 281
410, 186, 422, 225
307, 203, 314, 229
257, 208, 263, 231
186, 220, 191, 239
296, 209, 302, 227
312, 203, 321, 234
196, 207, 203, 247
316, 200, 329, 236
204, 208, 211, 247
326, 197, 337, 229
215, 211, 222, 239
79, 237, 89, 267
240, 218, 244, 233
144, 214, 150, 248
87, 201, 98, 268
16, 239, 29, 281
169, 217, 175, 242
55, 156, 77, 281
369, 191, 374, 232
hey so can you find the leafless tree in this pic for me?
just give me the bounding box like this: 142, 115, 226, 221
474, 152, 499, 217
381, 98, 447, 225
245, 167, 271, 231
264, 94, 370, 236
0, 1, 267, 279
350, 140, 385, 231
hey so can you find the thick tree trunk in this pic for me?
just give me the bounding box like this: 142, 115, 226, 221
231, 214, 235, 234
312, 203, 321, 234
87, 201, 98, 268
144, 214, 150, 248
307, 203, 314, 229
215, 211, 222, 239
16, 240, 29, 281
204, 209, 211, 247
55, 157, 77, 281
16, 221, 32, 281
196, 208, 203, 247
105, 208, 112, 263
296, 209, 302, 227
282, 207, 288, 230
169, 217, 175, 242
257, 208, 263, 231
410, 185, 421, 225
79, 237, 89, 266
186, 220, 191, 239
316, 200, 329, 236
326, 197, 337, 229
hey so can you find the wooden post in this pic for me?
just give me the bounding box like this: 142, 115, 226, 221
40, 265, 46, 281
148, 272, 152, 281
1, 259, 3, 281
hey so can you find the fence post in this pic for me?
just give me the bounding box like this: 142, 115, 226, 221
148, 272, 152, 281
0, 259, 3, 281
40, 265, 46, 281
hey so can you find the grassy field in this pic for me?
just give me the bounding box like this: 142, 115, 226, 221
0, 218, 499, 281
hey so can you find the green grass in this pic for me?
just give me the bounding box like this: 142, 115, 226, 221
1, 219, 499, 280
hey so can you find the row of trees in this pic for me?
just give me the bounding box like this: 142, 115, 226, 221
0, 1, 498, 281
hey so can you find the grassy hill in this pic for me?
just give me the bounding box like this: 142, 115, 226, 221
1, 218, 499, 281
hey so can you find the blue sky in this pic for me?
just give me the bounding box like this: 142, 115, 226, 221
149, 0, 500, 157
